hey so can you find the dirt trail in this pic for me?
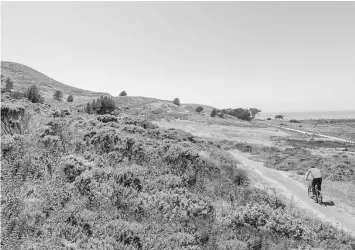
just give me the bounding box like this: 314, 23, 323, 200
230, 150, 355, 235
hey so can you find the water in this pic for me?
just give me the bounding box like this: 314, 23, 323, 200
259, 111, 355, 120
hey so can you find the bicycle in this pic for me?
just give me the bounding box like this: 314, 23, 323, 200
308, 181, 323, 204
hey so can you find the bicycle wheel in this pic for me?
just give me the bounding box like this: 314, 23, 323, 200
318, 191, 323, 204
308, 184, 313, 198
316, 188, 319, 203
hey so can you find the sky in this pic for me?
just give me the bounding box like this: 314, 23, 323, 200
1, 2, 355, 112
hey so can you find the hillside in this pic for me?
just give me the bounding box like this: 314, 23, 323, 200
1, 61, 110, 103
2, 62, 355, 249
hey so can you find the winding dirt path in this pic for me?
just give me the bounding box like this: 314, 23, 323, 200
229, 150, 355, 235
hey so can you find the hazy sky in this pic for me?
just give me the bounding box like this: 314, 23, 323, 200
2, 2, 355, 112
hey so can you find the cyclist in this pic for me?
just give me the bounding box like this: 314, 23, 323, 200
306, 166, 322, 197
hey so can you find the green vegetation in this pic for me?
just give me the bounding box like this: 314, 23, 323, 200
24, 85, 44, 103
120, 91, 127, 96
267, 117, 271, 120
195, 106, 203, 113
250, 108, 261, 119
53, 90, 63, 101
221, 108, 252, 121
290, 119, 301, 123
275, 114, 284, 119
173, 97, 180, 106
85, 96, 116, 115
210, 108, 217, 117
1, 102, 355, 249
2, 110, 355, 249
67, 94, 74, 102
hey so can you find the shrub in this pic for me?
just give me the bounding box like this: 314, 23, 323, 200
173, 98, 180, 106
9, 91, 24, 100
119, 91, 127, 96
53, 90, 63, 101
267, 118, 271, 120
24, 85, 44, 103
97, 114, 118, 123
67, 95, 74, 102
231, 204, 315, 241
85, 96, 116, 115
195, 106, 204, 113
275, 115, 284, 119
211, 108, 217, 117
4, 77, 14, 92
233, 168, 249, 186
290, 119, 301, 123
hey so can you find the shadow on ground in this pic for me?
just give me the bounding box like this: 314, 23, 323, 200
321, 200, 335, 207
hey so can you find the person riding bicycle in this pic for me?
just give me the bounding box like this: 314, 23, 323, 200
306, 166, 322, 196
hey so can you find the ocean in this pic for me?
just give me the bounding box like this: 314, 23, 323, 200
259, 111, 355, 120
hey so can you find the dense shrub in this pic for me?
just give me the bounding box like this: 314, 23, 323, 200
24, 85, 44, 103
9, 91, 25, 100
119, 91, 127, 96
267, 117, 271, 120
173, 98, 180, 106
67, 94, 74, 102
210, 108, 217, 117
85, 96, 116, 114
4, 77, 14, 92
195, 106, 203, 113
53, 90, 63, 101
97, 114, 118, 123
231, 204, 315, 241
221, 108, 252, 121
290, 119, 301, 123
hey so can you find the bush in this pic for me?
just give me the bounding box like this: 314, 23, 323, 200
119, 91, 127, 96
290, 119, 301, 123
24, 85, 44, 103
173, 98, 180, 106
85, 96, 116, 115
195, 106, 204, 113
10, 91, 25, 100
53, 90, 63, 101
267, 118, 271, 120
67, 95, 74, 102
211, 108, 217, 117
4, 77, 14, 92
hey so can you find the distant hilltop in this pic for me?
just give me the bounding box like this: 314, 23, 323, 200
259, 111, 355, 120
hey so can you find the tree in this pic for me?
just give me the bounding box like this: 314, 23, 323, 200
173, 98, 180, 106
53, 90, 63, 101
67, 95, 74, 102
85, 96, 116, 115
119, 91, 127, 96
4, 77, 14, 92
25, 85, 44, 103
195, 106, 203, 113
211, 108, 217, 117
250, 108, 261, 119
275, 115, 284, 119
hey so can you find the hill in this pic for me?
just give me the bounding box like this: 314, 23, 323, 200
1, 61, 110, 104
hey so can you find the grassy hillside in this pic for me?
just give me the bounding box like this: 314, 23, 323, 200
1, 61, 110, 104
1, 63, 355, 249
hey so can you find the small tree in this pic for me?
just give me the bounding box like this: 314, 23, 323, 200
211, 108, 217, 117
275, 115, 284, 119
25, 85, 44, 103
53, 90, 63, 101
195, 106, 203, 113
4, 77, 14, 92
250, 108, 261, 119
67, 95, 74, 102
173, 98, 180, 106
119, 91, 127, 96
